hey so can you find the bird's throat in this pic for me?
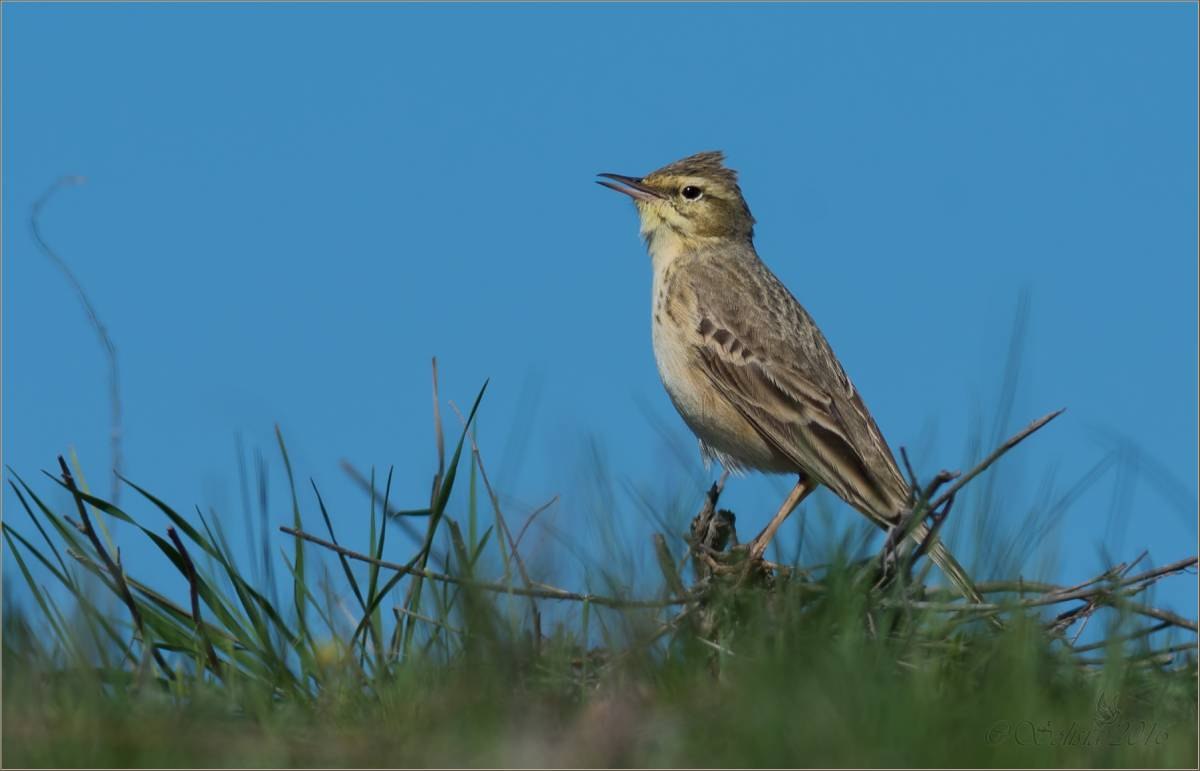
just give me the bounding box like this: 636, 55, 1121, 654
643, 223, 693, 272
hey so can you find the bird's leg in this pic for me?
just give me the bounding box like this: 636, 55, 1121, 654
747, 475, 815, 562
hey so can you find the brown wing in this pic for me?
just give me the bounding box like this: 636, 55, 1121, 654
687, 262, 911, 523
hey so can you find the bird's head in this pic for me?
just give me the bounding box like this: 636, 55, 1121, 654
598, 151, 755, 247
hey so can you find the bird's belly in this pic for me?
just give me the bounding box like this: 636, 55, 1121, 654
652, 318, 792, 473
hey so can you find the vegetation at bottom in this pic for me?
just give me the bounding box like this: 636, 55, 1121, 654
3, 379, 1197, 768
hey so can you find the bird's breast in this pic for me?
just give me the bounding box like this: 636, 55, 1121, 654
650, 269, 791, 473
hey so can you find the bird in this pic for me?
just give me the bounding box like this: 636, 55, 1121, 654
597, 150, 983, 604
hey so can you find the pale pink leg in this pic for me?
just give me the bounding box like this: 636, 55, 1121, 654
748, 476, 816, 561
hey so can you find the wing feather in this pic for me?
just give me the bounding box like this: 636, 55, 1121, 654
690, 298, 909, 522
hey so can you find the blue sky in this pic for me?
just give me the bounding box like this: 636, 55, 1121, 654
4, 3, 1197, 618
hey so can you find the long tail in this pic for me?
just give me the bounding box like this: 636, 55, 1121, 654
909, 522, 986, 606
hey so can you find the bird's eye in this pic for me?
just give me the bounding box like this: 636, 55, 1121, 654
681, 185, 703, 201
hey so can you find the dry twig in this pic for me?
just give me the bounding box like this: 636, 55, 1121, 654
281, 525, 692, 609
35, 181, 124, 504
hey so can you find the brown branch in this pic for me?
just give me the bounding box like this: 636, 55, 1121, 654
1122, 602, 1199, 633
898, 585, 1198, 634
513, 495, 558, 553
1071, 621, 1172, 654
1116, 556, 1198, 591
928, 408, 1066, 512
1076, 641, 1198, 667
921, 469, 960, 507
1050, 553, 1146, 637
928, 573, 1198, 634
281, 525, 691, 609
393, 605, 463, 637
914, 493, 956, 564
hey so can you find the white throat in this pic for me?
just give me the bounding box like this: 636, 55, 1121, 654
643, 223, 688, 275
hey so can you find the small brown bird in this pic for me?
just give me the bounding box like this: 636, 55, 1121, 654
598, 150, 982, 603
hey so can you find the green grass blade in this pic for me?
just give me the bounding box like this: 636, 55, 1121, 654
7, 476, 71, 581
312, 479, 366, 612
400, 381, 489, 657
3, 528, 76, 658
275, 426, 309, 649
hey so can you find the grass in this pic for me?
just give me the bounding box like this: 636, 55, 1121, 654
3, 377, 1197, 768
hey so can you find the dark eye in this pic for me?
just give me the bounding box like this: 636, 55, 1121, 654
681, 185, 703, 201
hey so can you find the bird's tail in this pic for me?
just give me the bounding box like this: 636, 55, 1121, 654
908, 522, 985, 606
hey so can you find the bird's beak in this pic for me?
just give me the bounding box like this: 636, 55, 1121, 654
596, 173, 665, 202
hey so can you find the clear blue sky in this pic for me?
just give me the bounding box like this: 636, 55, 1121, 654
4, 3, 1197, 618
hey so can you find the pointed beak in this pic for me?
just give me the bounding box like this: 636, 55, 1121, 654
595, 173, 665, 202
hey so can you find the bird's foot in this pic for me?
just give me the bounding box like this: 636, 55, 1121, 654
745, 534, 771, 563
